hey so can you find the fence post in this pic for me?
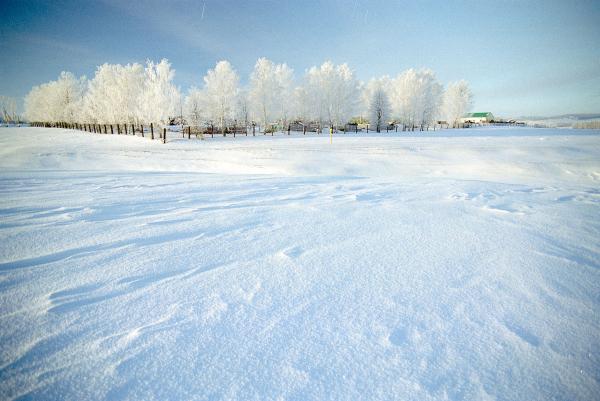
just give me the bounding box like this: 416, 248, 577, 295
188, 126, 191, 139
150, 123, 154, 140
367, 124, 369, 133
117, 124, 121, 135
110, 125, 114, 134
163, 128, 166, 144
287, 125, 290, 135
124, 124, 127, 135
304, 125, 306, 135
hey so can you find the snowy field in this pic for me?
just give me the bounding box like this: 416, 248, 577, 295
0, 126, 599, 401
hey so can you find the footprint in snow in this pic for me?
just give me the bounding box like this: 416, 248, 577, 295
504, 321, 541, 347
49, 283, 102, 300
201, 295, 228, 323
448, 192, 470, 201
481, 204, 529, 215
239, 281, 262, 303
282, 246, 304, 259
389, 327, 408, 347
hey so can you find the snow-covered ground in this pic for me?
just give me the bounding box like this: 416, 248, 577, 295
0, 127, 599, 401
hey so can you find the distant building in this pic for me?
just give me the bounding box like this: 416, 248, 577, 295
460, 112, 495, 124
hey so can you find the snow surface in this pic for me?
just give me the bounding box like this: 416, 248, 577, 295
0, 127, 599, 400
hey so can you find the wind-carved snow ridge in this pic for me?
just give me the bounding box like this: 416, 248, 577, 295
0, 127, 599, 401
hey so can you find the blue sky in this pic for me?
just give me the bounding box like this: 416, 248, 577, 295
1, 0, 599, 117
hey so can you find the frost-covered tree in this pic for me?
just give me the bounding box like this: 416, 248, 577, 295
419, 71, 443, 129
202, 60, 239, 135
361, 77, 391, 126
248, 58, 273, 129
56, 72, 87, 123
24, 85, 46, 122
369, 86, 391, 132
0, 96, 18, 123
83, 63, 144, 123
184, 87, 204, 127
236, 89, 250, 130
136, 59, 180, 126
292, 86, 311, 123
305, 61, 359, 128
249, 58, 294, 131
442, 80, 473, 127
24, 72, 87, 123
389, 68, 442, 130
274, 63, 294, 128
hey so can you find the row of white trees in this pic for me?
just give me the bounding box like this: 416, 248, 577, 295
24, 60, 179, 127
24, 58, 474, 131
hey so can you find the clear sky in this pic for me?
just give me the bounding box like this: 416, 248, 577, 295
1, 0, 599, 117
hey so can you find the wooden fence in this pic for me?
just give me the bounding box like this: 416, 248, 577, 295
28, 120, 467, 143
29, 122, 170, 143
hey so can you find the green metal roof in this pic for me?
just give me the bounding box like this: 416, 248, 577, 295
467, 112, 492, 118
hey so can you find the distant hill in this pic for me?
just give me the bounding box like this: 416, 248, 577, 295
515, 113, 600, 128
517, 113, 600, 121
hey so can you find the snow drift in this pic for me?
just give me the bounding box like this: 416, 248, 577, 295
0, 127, 599, 401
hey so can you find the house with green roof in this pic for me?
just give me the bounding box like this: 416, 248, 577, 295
460, 112, 495, 124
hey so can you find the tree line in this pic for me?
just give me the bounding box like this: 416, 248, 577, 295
23, 58, 474, 133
